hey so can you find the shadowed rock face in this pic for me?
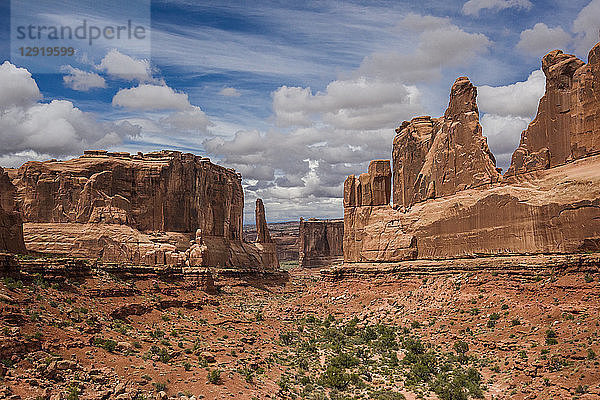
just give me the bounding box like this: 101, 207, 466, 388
506, 44, 600, 176
298, 218, 343, 268
0, 167, 26, 254
392, 77, 500, 209
344, 42, 600, 263
6, 151, 279, 271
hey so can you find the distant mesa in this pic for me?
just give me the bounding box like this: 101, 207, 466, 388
344, 41, 600, 263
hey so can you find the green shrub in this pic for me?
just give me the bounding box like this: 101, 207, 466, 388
208, 369, 221, 384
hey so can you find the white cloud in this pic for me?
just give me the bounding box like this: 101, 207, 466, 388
159, 106, 213, 133
478, 69, 545, 118
462, 0, 533, 16
219, 87, 242, 97
112, 84, 192, 111
272, 77, 422, 129
0, 62, 139, 163
97, 49, 152, 82
517, 23, 572, 57
62, 66, 106, 91
573, 0, 600, 58
477, 69, 546, 172
359, 14, 491, 83
0, 61, 41, 109
480, 114, 530, 171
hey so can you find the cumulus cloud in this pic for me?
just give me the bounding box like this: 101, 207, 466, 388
462, 0, 533, 16
0, 61, 41, 109
112, 84, 192, 111
517, 23, 572, 57
219, 87, 241, 97
480, 114, 530, 171
97, 49, 152, 82
0, 62, 139, 166
272, 78, 421, 129
159, 106, 213, 133
62, 66, 106, 91
359, 14, 491, 82
573, 0, 600, 57
478, 69, 545, 118
477, 69, 546, 171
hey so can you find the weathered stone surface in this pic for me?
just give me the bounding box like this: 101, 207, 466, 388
13, 151, 244, 237
392, 77, 500, 208
0, 167, 26, 253
255, 199, 273, 243
345, 43, 600, 263
298, 218, 343, 268
507, 44, 600, 176
344, 160, 391, 207
9, 151, 279, 271
345, 153, 600, 262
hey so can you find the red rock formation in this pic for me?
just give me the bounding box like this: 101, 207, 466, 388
507, 44, 600, 176
392, 77, 500, 208
13, 150, 244, 238
9, 151, 279, 271
255, 199, 273, 243
345, 154, 600, 262
0, 167, 26, 254
298, 218, 343, 268
253, 199, 279, 271
344, 42, 600, 263
344, 160, 391, 207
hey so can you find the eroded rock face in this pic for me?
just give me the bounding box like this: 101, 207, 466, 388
14, 150, 244, 238
345, 155, 600, 262
298, 218, 343, 268
506, 44, 600, 176
9, 151, 278, 271
0, 168, 26, 254
392, 77, 500, 208
255, 199, 273, 243
344, 42, 600, 263
344, 160, 391, 207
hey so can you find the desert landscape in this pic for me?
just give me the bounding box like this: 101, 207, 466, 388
1, 37, 600, 400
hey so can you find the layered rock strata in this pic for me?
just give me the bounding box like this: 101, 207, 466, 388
344, 43, 600, 263
298, 218, 344, 268
5, 151, 278, 271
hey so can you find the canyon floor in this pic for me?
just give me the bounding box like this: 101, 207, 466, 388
1, 257, 600, 400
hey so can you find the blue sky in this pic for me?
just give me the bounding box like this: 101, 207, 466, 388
0, 0, 599, 222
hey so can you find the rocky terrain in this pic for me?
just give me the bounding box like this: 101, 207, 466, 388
1, 258, 599, 399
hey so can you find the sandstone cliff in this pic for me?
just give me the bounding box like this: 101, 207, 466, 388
344, 42, 600, 263
298, 218, 343, 268
392, 77, 500, 209
506, 43, 600, 176
0, 167, 26, 254
7, 151, 278, 271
